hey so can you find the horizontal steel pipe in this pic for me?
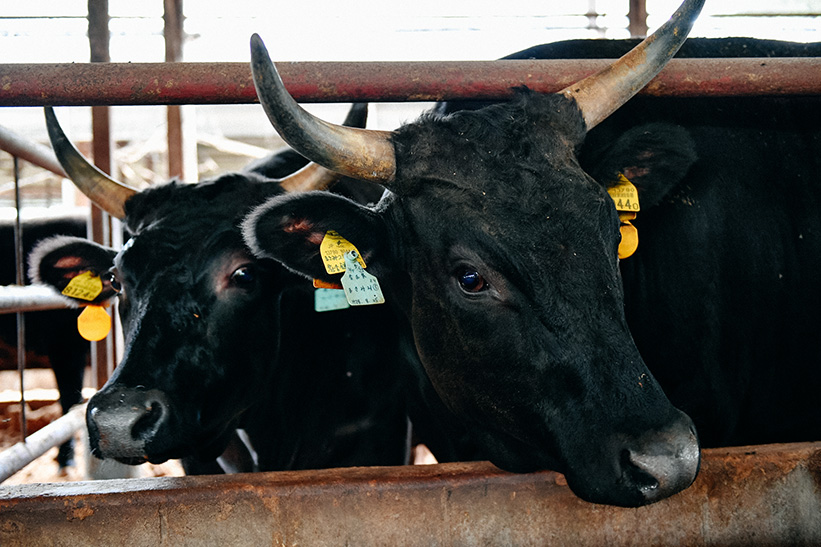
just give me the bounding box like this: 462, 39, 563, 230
0, 125, 67, 178
0, 404, 86, 483
1, 58, 819, 106
0, 286, 73, 314
1, 443, 819, 546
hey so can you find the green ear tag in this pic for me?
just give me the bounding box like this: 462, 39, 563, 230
314, 288, 351, 312
62, 271, 103, 301
340, 251, 385, 306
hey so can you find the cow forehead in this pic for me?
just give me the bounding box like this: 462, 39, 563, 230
391, 92, 587, 197
117, 226, 248, 289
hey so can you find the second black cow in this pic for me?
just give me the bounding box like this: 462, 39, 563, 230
30, 105, 410, 474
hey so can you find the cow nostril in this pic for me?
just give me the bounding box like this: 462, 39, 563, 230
131, 401, 164, 442
621, 448, 660, 493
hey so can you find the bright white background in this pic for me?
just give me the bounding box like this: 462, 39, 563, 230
1, 1, 819, 204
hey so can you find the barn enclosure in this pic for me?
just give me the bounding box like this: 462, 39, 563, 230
1, 0, 820, 544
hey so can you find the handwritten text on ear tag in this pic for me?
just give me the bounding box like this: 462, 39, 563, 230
62, 271, 103, 301
320, 230, 367, 274
341, 251, 385, 306
77, 305, 111, 341
314, 288, 351, 312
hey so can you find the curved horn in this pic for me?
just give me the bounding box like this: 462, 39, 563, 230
250, 33, 397, 184
561, 0, 705, 130
44, 107, 138, 219
278, 162, 342, 193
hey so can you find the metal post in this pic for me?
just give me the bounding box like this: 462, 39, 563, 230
88, 0, 115, 390
164, 0, 185, 180
629, 0, 648, 38
12, 156, 27, 442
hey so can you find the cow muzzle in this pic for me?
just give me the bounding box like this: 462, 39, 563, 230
86, 387, 171, 465
566, 409, 700, 507
623, 413, 701, 505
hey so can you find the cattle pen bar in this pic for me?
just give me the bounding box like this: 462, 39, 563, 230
1, 58, 820, 106
1, 443, 820, 545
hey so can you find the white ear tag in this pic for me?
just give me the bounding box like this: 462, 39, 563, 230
340, 251, 385, 306
314, 288, 351, 312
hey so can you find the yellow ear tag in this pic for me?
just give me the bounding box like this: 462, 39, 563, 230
77, 305, 111, 341
608, 174, 640, 259
618, 217, 639, 259
607, 173, 640, 213
62, 271, 103, 301
319, 230, 367, 274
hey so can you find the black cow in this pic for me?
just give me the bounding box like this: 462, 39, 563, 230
29, 104, 411, 474
1, 212, 89, 470
438, 36, 821, 448
242, 0, 705, 507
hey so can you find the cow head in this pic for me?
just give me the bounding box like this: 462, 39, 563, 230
30, 107, 352, 466
242, 0, 704, 506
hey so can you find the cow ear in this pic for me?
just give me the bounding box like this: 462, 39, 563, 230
586, 123, 698, 209
243, 192, 390, 284
29, 236, 119, 305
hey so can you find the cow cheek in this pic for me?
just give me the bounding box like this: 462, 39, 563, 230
410, 290, 523, 424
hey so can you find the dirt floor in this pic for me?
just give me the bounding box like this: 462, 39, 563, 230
0, 369, 184, 485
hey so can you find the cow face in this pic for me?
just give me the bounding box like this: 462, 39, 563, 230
32, 176, 287, 465
242, 0, 704, 506
245, 93, 699, 506
31, 105, 414, 470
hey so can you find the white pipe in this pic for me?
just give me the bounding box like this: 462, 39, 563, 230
0, 403, 86, 483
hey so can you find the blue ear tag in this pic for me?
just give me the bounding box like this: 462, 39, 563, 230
340, 251, 385, 306
314, 287, 351, 312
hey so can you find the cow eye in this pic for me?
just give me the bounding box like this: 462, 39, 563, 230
104, 272, 122, 294
230, 266, 255, 286
456, 269, 487, 293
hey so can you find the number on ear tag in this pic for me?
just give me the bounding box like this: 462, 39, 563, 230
62, 271, 103, 301
340, 251, 385, 306
607, 173, 640, 213
77, 305, 111, 341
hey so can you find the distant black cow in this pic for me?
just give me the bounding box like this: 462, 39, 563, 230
30, 104, 410, 474
243, 0, 705, 507
1, 212, 88, 470
438, 36, 821, 448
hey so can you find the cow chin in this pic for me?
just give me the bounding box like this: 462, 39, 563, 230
471, 408, 700, 507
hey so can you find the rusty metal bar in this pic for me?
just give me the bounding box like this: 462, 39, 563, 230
0, 125, 68, 178
0, 404, 86, 483
0, 443, 819, 545
1, 58, 819, 106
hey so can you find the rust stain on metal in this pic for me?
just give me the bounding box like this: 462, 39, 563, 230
64, 500, 95, 521
0, 59, 818, 106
